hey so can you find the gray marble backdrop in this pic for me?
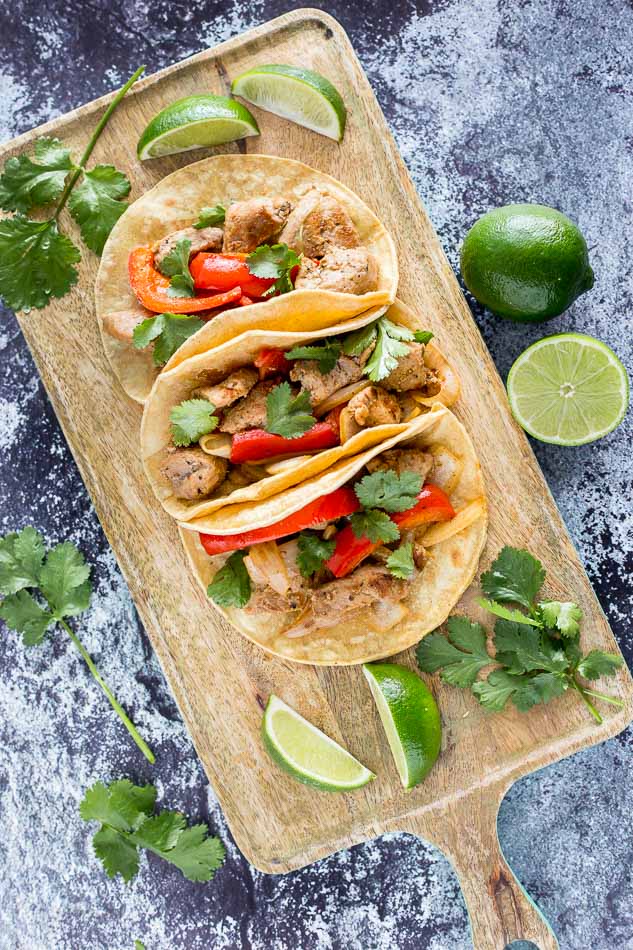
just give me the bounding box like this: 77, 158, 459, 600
1, 1, 631, 948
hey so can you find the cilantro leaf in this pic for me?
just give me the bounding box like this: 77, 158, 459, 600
341, 322, 377, 357
350, 509, 400, 544
137, 818, 226, 882
0, 589, 54, 645
539, 600, 583, 638
170, 399, 218, 446
133, 312, 205, 366
194, 204, 225, 228
80, 779, 156, 832
416, 617, 491, 687
364, 317, 413, 382
207, 552, 251, 608
473, 669, 567, 712
0, 527, 46, 594
39, 541, 91, 618
0, 215, 80, 311
480, 546, 546, 610
156, 238, 195, 297
286, 340, 341, 374
576, 650, 623, 681
0, 137, 73, 213
493, 620, 568, 675
68, 165, 130, 254
266, 382, 316, 438
477, 597, 541, 627
386, 542, 415, 579
247, 243, 300, 296
354, 469, 422, 513
93, 825, 140, 882
413, 330, 434, 344
135, 942, 146, 950
296, 531, 335, 578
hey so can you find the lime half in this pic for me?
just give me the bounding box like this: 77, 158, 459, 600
363, 663, 441, 790
507, 333, 629, 445
262, 695, 374, 792
137, 94, 259, 159
232, 65, 346, 141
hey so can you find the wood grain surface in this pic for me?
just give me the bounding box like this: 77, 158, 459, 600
1, 10, 631, 949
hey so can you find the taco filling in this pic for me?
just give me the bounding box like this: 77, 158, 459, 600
201, 446, 463, 637
159, 316, 450, 504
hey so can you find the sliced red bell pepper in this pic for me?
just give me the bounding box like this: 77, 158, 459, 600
230, 421, 340, 464
199, 486, 360, 555
128, 247, 242, 314
254, 347, 292, 379
325, 483, 456, 578
190, 252, 276, 298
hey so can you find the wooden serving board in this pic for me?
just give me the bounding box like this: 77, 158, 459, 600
3, 10, 631, 948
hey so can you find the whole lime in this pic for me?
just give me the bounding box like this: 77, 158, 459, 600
460, 204, 594, 322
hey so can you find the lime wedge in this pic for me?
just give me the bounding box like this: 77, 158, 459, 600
137, 94, 259, 160
232, 65, 346, 141
262, 695, 374, 792
363, 663, 441, 790
507, 333, 629, 446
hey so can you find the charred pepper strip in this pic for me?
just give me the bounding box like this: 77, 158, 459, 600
229, 420, 339, 464
128, 246, 242, 314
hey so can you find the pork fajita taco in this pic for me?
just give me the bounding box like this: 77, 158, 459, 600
141, 300, 459, 523
96, 154, 398, 403
178, 405, 487, 665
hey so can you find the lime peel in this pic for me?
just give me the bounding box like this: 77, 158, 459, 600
137, 94, 259, 160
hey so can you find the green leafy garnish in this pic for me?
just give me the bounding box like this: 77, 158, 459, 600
247, 243, 301, 296
386, 542, 415, 579
296, 531, 335, 577
413, 330, 434, 344
364, 317, 413, 381
0, 527, 154, 761
156, 238, 195, 297
341, 322, 378, 358
207, 552, 251, 608
170, 399, 218, 446
350, 510, 400, 544
0, 67, 144, 312
80, 779, 225, 883
417, 545, 624, 723
266, 381, 316, 438
193, 204, 226, 229
133, 312, 205, 366
354, 469, 422, 513
286, 340, 342, 374
135, 942, 146, 950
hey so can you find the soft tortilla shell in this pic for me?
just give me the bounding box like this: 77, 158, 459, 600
96, 154, 398, 403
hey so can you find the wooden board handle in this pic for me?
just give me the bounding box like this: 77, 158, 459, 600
398, 790, 559, 950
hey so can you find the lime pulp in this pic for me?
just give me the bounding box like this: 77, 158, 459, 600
137, 94, 259, 159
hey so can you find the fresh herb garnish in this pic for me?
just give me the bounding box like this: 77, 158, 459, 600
286, 340, 342, 374
135, 942, 146, 950
207, 551, 251, 608
386, 542, 416, 579
247, 243, 301, 297
364, 318, 413, 381
266, 381, 316, 438
80, 779, 225, 883
350, 510, 400, 544
416, 546, 624, 723
0, 527, 154, 761
133, 312, 205, 366
354, 470, 422, 512
0, 66, 144, 312
341, 322, 379, 358
170, 399, 218, 446
193, 204, 226, 229
156, 238, 195, 297
296, 531, 335, 577
413, 330, 434, 344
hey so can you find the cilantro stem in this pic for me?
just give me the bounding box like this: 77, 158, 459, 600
578, 686, 624, 709
570, 678, 603, 724
58, 617, 155, 763
54, 65, 145, 220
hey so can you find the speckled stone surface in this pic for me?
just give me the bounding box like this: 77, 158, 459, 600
1, 2, 632, 948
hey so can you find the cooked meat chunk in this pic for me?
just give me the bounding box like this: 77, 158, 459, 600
218, 380, 276, 434
347, 385, 402, 427
290, 354, 365, 406
366, 448, 434, 483
290, 564, 408, 633
193, 368, 258, 410
245, 587, 309, 614
102, 310, 148, 344
383, 342, 440, 394
295, 247, 378, 295
278, 189, 322, 251
412, 538, 429, 570
222, 197, 292, 253
301, 196, 361, 258
161, 448, 227, 501
153, 226, 223, 271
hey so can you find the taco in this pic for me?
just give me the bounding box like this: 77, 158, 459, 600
178, 405, 487, 666
96, 154, 398, 403
141, 300, 459, 524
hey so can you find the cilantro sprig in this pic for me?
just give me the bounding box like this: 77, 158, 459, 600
247, 243, 301, 297
156, 238, 195, 297
285, 339, 342, 374
193, 204, 226, 229
266, 381, 316, 438
340, 316, 433, 382
417, 546, 624, 723
355, 469, 422, 512
80, 779, 225, 883
0, 66, 144, 312
207, 551, 251, 608
170, 399, 219, 446
297, 531, 335, 577
0, 527, 154, 761
133, 312, 205, 366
